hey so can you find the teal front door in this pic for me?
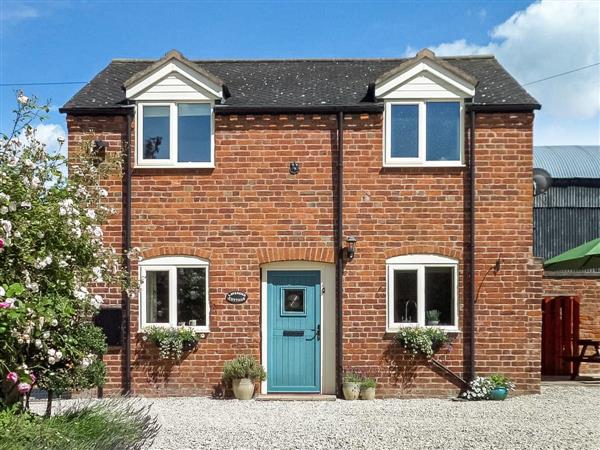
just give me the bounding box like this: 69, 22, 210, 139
267, 270, 321, 393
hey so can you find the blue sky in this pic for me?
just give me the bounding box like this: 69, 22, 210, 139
1, 0, 599, 152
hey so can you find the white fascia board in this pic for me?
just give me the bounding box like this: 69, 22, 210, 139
126, 60, 222, 100
375, 61, 475, 99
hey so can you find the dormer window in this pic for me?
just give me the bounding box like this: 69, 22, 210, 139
138, 102, 213, 167
385, 100, 462, 165
376, 49, 476, 168
123, 50, 223, 169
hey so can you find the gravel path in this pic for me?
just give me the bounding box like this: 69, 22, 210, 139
141, 386, 600, 450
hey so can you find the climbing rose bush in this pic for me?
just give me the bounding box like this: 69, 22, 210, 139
0, 94, 130, 408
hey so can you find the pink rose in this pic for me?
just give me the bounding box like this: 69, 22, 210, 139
0, 238, 4, 248
6, 372, 18, 383
17, 382, 31, 394
0, 302, 11, 309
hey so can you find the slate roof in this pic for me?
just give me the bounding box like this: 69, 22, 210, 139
61, 56, 540, 113
534, 146, 600, 179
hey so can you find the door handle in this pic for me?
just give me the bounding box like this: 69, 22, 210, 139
307, 324, 321, 341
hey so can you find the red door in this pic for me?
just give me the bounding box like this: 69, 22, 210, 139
542, 296, 580, 376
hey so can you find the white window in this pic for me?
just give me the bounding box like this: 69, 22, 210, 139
384, 100, 463, 167
137, 102, 214, 168
386, 254, 458, 332
139, 256, 210, 331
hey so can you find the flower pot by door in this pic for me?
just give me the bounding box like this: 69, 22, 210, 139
232, 378, 255, 400
342, 382, 360, 400
490, 387, 508, 401
360, 387, 376, 400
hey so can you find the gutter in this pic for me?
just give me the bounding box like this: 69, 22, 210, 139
60, 103, 540, 116
335, 110, 344, 397
123, 110, 134, 395
468, 110, 476, 381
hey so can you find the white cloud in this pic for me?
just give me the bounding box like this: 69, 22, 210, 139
406, 0, 600, 144
0, 3, 39, 22
33, 123, 67, 156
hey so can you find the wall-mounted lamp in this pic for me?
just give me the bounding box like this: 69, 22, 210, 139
493, 257, 501, 274
346, 235, 357, 260
289, 161, 300, 175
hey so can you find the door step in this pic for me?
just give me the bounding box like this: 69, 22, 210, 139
255, 394, 337, 401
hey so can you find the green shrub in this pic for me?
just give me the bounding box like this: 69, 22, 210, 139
361, 377, 376, 389
395, 326, 449, 358
488, 373, 515, 390
222, 355, 266, 382
142, 326, 198, 360
0, 398, 159, 450
343, 371, 362, 383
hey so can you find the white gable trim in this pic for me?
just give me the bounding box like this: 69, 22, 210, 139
375, 60, 475, 99
126, 60, 222, 100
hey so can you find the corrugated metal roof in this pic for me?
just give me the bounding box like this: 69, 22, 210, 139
534, 146, 600, 179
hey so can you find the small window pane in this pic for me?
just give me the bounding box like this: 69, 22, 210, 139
426, 102, 460, 161
283, 289, 305, 314
177, 267, 207, 327
145, 271, 170, 323
393, 270, 418, 323
178, 104, 211, 163
425, 267, 454, 326
390, 104, 419, 158
143, 106, 170, 160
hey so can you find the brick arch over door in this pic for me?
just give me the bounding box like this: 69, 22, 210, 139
384, 245, 461, 261
257, 247, 335, 265
141, 246, 212, 262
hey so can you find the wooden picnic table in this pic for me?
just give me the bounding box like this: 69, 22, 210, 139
565, 339, 600, 380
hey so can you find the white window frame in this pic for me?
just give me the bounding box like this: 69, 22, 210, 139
384, 99, 464, 167
139, 256, 210, 332
136, 101, 215, 169
386, 254, 459, 332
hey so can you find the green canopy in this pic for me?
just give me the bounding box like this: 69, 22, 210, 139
544, 237, 600, 271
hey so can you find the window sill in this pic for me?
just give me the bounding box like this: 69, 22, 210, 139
139, 326, 210, 334
386, 325, 461, 333
383, 161, 465, 168
134, 163, 215, 169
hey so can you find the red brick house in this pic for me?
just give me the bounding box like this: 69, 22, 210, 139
60, 49, 542, 398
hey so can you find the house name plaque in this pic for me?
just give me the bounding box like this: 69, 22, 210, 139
226, 291, 248, 304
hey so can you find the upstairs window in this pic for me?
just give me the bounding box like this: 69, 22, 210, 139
385, 101, 463, 166
386, 254, 458, 331
137, 102, 213, 168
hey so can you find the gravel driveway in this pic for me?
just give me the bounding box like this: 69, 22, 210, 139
143, 385, 600, 449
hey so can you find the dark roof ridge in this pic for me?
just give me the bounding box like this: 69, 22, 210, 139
111, 55, 496, 63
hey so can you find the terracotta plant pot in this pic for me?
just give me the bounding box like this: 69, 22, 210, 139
490, 387, 508, 401
342, 382, 360, 400
232, 378, 255, 400
360, 387, 376, 400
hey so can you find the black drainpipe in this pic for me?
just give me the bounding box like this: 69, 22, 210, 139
123, 111, 133, 395
335, 110, 344, 396
468, 110, 476, 381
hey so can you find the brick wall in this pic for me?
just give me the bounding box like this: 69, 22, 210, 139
66, 110, 541, 397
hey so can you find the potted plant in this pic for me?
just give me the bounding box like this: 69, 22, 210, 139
342, 371, 362, 400
360, 377, 376, 400
142, 326, 198, 360
222, 355, 266, 400
395, 326, 449, 359
488, 374, 515, 400
426, 309, 440, 326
